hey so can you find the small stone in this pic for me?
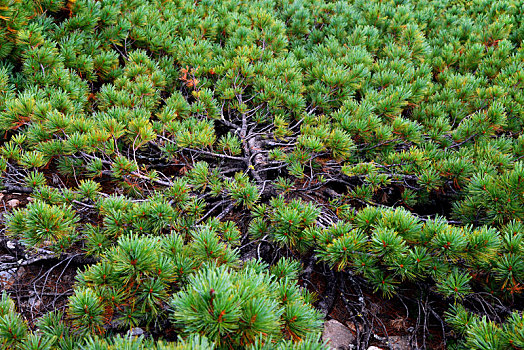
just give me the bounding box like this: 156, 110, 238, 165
26, 197, 35, 203
367, 347, 383, 350
322, 319, 356, 349
127, 327, 145, 337
6, 199, 20, 208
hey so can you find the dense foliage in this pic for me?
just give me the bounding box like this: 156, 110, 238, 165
0, 0, 523, 349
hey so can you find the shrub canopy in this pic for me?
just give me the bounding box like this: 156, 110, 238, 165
0, 0, 523, 349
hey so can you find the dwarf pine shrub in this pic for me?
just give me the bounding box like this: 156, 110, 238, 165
0, 0, 523, 348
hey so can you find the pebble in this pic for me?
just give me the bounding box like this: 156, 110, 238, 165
322, 319, 356, 349
127, 327, 145, 337
6, 199, 20, 208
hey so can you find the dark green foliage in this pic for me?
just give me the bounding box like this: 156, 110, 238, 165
445, 305, 524, 349
0, 293, 28, 348
171, 261, 322, 349
68, 288, 105, 335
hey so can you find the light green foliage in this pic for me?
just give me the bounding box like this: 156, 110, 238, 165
249, 197, 320, 253
5, 201, 79, 252
68, 288, 105, 335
